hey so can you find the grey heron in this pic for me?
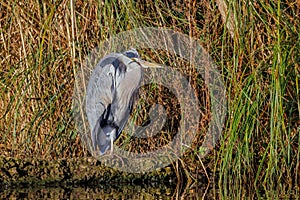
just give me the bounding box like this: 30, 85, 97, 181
86, 49, 161, 155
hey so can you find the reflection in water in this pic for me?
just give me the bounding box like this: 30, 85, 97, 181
3, 183, 299, 199
1, 182, 216, 199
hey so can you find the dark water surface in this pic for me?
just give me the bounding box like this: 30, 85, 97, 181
0, 182, 217, 199
2, 183, 299, 199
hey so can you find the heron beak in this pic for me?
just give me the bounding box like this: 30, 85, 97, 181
132, 58, 163, 69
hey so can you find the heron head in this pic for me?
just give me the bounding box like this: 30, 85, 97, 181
123, 49, 139, 59
123, 49, 163, 69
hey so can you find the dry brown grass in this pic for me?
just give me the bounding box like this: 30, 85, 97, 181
0, 0, 215, 159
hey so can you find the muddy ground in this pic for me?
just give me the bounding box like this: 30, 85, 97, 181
0, 156, 177, 188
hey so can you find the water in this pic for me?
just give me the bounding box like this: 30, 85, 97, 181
2, 183, 299, 199
1, 182, 217, 199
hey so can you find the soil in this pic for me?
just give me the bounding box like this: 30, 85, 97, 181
0, 156, 177, 188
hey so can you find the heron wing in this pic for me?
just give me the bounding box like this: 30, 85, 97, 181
86, 52, 142, 154
86, 62, 116, 130
112, 57, 142, 137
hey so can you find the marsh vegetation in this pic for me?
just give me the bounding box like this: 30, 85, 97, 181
0, 0, 299, 198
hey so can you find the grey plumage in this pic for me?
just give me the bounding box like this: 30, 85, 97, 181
86, 49, 160, 155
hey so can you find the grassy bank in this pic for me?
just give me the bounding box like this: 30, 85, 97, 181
1, 0, 299, 197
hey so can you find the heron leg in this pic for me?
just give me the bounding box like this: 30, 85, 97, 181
110, 131, 116, 155
110, 136, 114, 155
